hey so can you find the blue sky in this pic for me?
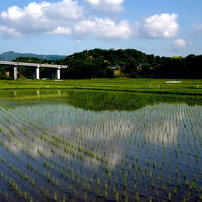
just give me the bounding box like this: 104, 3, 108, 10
0, 0, 202, 57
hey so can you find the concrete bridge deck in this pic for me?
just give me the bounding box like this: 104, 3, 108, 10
0, 61, 68, 80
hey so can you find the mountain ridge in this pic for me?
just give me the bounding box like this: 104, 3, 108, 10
0, 51, 66, 61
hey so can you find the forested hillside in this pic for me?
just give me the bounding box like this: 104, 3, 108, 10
62, 49, 202, 79
1, 48, 202, 79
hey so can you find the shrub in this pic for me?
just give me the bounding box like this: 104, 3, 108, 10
6, 77, 14, 80
0, 75, 7, 80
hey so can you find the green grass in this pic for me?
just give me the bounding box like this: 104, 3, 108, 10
0, 78, 202, 95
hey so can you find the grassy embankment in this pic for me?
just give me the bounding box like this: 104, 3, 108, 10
0, 78, 202, 95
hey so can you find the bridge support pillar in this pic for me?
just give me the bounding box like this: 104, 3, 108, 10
57, 67, 61, 79
51, 67, 61, 79
31, 66, 40, 79
9, 66, 18, 80
14, 66, 18, 80
36, 66, 40, 79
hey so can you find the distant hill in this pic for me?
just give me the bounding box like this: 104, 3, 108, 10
1, 48, 201, 79
0, 51, 66, 61
62, 48, 202, 79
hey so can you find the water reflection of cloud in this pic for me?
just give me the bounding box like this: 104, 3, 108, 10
8, 141, 21, 153
3, 103, 202, 168
144, 120, 179, 145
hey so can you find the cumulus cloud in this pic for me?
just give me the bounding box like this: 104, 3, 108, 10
139, 13, 179, 38
48, 27, 72, 35
0, 1, 181, 45
0, 0, 130, 41
42, 0, 84, 21
85, 0, 124, 13
171, 38, 187, 51
0, 26, 23, 38
0, 0, 83, 37
74, 17, 132, 41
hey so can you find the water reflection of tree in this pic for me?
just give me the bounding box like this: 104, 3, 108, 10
11, 102, 202, 167
1, 95, 202, 201
66, 90, 202, 111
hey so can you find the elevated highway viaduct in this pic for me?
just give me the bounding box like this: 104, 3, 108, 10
0, 61, 68, 80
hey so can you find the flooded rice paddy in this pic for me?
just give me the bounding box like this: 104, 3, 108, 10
0, 89, 202, 202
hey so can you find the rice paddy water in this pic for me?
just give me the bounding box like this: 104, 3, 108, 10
0, 89, 202, 201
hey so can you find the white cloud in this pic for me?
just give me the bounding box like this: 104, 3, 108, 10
139, 13, 179, 38
0, 26, 23, 38
0, 0, 83, 37
85, 0, 124, 13
0, 1, 181, 46
74, 17, 132, 41
0, 0, 129, 41
48, 26, 72, 35
75, 39, 82, 44
1, 6, 24, 20
26, 2, 51, 16
42, 0, 84, 21
171, 38, 187, 51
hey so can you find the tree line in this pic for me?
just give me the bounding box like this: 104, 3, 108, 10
0, 48, 202, 79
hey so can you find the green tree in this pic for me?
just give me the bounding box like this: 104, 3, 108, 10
186, 54, 202, 79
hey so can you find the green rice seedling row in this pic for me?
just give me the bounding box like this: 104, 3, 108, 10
0, 89, 202, 201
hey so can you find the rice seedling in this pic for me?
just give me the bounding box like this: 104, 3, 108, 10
114, 191, 119, 202
0, 89, 202, 201
4, 192, 9, 201
24, 192, 28, 200
168, 193, 172, 201
53, 192, 57, 201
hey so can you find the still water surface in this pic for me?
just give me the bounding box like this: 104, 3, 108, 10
0, 89, 202, 201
